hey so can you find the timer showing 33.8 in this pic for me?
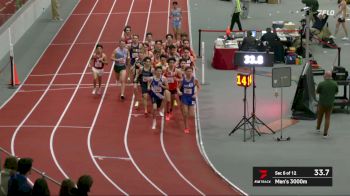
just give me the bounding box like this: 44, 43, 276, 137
243, 55, 264, 65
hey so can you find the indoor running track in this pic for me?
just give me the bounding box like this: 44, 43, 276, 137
0, 0, 241, 195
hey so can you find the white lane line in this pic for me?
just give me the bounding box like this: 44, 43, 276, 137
0, 0, 80, 111
94, 155, 131, 161
18, 84, 136, 93
122, 0, 167, 194
85, 0, 145, 195
124, 95, 167, 195
9, 0, 92, 177
167, 0, 170, 34
0, 125, 90, 129
49, 1, 127, 194
160, 114, 205, 195
158, 0, 205, 194
71, 10, 188, 15
51, 41, 118, 46
30, 72, 90, 77
187, 0, 247, 194
142, 0, 153, 41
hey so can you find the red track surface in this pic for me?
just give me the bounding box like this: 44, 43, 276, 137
0, 0, 242, 195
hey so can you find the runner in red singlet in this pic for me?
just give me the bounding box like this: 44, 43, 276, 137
163, 57, 182, 120
89, 44, 108, 95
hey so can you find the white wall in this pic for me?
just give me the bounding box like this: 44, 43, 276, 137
0, 0, 50, 61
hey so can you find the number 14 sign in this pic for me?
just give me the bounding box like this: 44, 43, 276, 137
236, 73, 252, 87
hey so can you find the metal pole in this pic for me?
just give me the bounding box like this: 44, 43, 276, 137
305, 10, 310, 65
198, 29, 202, 57
201, 42, 205, 84
280, 87, 283, 138
9, 28, 15, 87
252, 67, 256, 142
244, 86, 247, 142
338, 47, 341, 66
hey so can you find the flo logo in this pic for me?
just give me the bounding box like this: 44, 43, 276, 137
253, 167, 272, 186
259, 169, 268, 179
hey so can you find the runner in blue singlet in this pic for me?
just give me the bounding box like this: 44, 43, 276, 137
111, 40, 129, 100
177, 67, 200, 134
148, 66, 170, 130
169, 1, 182, 40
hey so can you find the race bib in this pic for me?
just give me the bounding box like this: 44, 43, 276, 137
184, 88, 192, 94
142, 76, 151, 82
132, 52, 138, 59
167, 77, 174, 83
153, 86, 162, 93
95, 61, 102, 68
119, 58, 126, 64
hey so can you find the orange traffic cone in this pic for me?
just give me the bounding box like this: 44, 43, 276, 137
9, 63, 21, 86
226, 26, 231, 36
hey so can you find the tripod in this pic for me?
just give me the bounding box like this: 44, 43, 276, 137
229, 84, 256, 142
246, 66, 275, 142
229, 67, 275, 141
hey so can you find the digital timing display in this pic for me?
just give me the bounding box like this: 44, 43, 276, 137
234, 51, 274, 67
236, 73, 252, 87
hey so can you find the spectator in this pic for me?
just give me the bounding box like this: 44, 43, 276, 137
73, 175, 93, 196
0, 156, 18, 196
239, 30, 257, 51
32, 178, 50, 196
230, 0, 243, 31
311, 13, 329, 36
51, 0, 62, 21
261, 28, 280, 44
7, 157, 33, 196
59, 179, 76, 196
302, 0, 319, 21
316, 71, 338, 138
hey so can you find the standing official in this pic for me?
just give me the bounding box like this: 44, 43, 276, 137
51, 0, 62, 21
316, 71, 338, 138
241, 0, 250, 19
230, 0, 243, 31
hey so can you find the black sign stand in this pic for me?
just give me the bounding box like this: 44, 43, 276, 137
272, 67, 292, 142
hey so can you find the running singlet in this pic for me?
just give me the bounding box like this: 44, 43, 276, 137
140, 67, 153, 85
124, 35, 132, 44
183, 57, 193, 68
93, 53, 105, 69
164, 67, 178, 90
181, 77, 195, 97
151, 77, 165, 95
115, 47, 128, 66
171, 8, 181, 22
130, 43, 141, 60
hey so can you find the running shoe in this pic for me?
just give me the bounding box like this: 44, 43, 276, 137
152, 119, 156, 129
121, 95, 125, 100
184, 128, 190, 134
144, 111, 149, 117
166, 113, 171, 121
159, 109, 164, 117
173, 100, 178, 107
342, 37, 349, 40
134, 101, 139, 109
92, 88, 97, 95
323, 133, 328, 139
329, 35, 336, 39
